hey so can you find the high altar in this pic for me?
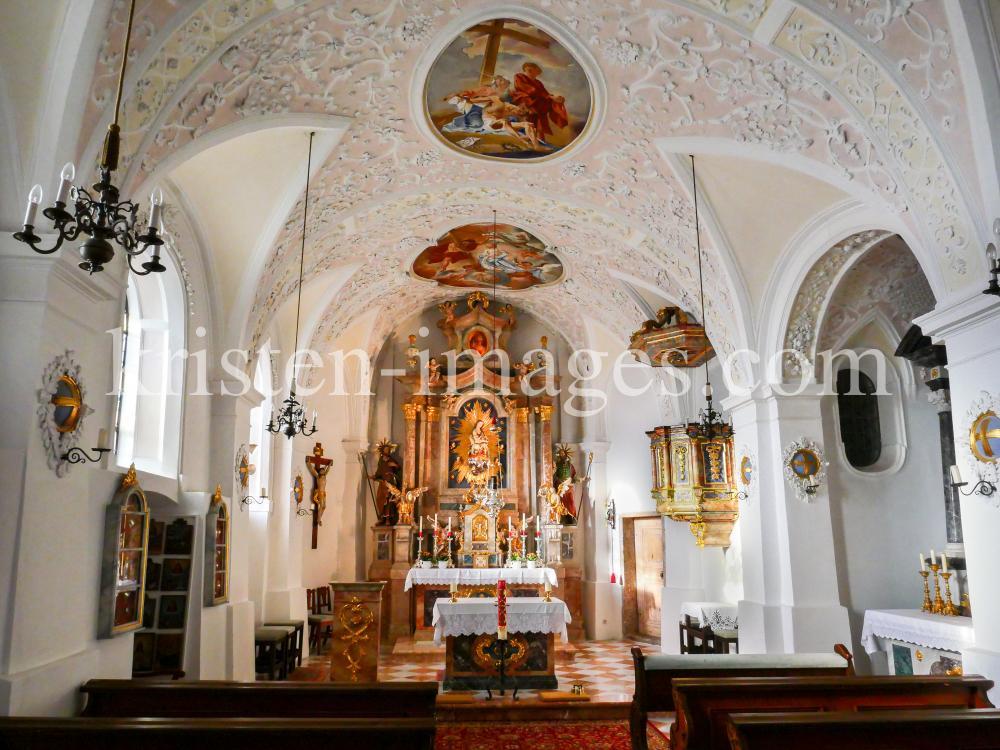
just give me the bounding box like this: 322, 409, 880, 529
367, 293, 584, 644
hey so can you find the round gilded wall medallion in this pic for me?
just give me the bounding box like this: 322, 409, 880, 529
790, 449, 820, 478
423, 17, 593, 161
970, 411, 1000, 463
51, 375, 84, 433
740, 456, 753, 486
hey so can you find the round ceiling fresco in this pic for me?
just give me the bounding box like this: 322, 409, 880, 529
410, 223, 565, 290
423, 18, 592, 160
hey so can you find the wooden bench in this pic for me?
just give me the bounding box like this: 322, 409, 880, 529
670, 675, 995, 750
0, 716, 436, 750
80, 680, 439, 719
630, 646, 854, 750
727, 708, 1000, 750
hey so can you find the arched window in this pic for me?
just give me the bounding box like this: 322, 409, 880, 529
836, 369, 881, 468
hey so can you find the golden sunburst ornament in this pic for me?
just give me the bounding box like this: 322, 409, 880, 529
450, 400, 504, 486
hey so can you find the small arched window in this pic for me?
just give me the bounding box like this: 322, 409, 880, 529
836, 369, 881, 468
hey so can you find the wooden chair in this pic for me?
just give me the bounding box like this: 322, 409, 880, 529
0, 716, 437, 750
670, 674, 995, 750
80, 680, 440, 720
679, 615, 713, 654
629, 645, 855, 750
727, 708, 1000, 750
306, 588, 335, 655
263, 619, 305, 669
255, 628, 291, 680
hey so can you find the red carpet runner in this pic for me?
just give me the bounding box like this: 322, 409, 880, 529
435, 720, 669, 750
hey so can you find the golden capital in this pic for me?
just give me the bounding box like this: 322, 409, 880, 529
534, 404, 555, 421
515, 407, 529, 423
425, 406, 441, 421
402, 403, 422, 420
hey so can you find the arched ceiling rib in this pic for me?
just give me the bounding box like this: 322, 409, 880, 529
69, 0, 986, 382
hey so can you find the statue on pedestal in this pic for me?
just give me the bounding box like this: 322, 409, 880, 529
554, 445, 589, 524
367, 439, 402, 525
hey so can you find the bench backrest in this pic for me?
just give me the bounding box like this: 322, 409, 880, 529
79, 680, 439, 719
671, 675, 995, 750
631, 646, 854, 713
0, 717, 436, 750
727, 708, 1000, 750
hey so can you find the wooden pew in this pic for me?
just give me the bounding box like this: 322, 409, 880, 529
727, 708, 1000, 750
80, 679, 439, 719
0, 716, 436, 750
629, 646, 854, 750
671, 675, 995, 750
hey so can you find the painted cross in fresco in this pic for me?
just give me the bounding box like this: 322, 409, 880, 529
468, 18, 550, 85
971, 412, 1000, 462
791, 449, 820, 478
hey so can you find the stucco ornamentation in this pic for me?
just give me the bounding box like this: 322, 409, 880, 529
956, 391, 1000, 509
781, 437, 827, 503
36, 351, 96, 477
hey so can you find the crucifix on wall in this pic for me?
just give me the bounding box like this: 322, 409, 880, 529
466, 18, 551, 85
306, 442, 332, 550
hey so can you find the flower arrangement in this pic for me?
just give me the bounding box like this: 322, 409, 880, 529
419, 551, 433, 561
435, 552, 451, 567
525, 553, 539, 562
509, 551, 523, 562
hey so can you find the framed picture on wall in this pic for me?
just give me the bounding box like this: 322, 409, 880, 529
163, 518, 193, 555
145, 560, 162, 591
142, 595, 156, 629
133, 632, 155, 673
153, 633, 184, 671
157, 595, 187, 630
148, 520, 165, 555
160, 558, 191, 592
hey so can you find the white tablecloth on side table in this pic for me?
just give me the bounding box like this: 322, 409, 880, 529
404, 566, 558, 591
680, 601, 739, 630
861, 609, 975, 654
432, 598, 571, 644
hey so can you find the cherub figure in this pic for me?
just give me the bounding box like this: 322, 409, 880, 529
439, 301, 457, 322
427, 357, 444, 385
392, 486, 428, 526
538, 482, 568, 525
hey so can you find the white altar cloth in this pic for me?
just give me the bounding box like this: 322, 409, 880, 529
861, 609, 975, 654
432, 598, 571, 644
681, 601, 739, 630
404, 566, 558, 591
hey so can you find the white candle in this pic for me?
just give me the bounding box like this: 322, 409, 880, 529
24, 184, 42, 226
919, 553, 926, 572
942, 554, 948, 574
97, 428, 110, 451
148, 186, 163, 231
434, 513, 438, 529
450, 582, 457, 594
950, 465, 963, 485
508, 516, 512, 536
544, 581, 552, 594
930, 549, 937, 565
55, 162, 74, 205
419, 516, 423, 533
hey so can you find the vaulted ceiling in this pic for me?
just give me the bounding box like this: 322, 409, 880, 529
2, 0, 990, 385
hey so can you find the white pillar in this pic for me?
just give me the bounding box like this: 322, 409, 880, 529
264, 433, 307, 623
724, 385, 851, 654
579, 440, 620, 639
917, 292, 1000, 702
339, 439, 369, 581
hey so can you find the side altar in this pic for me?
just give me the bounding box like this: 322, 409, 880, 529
364, 294, 585, 644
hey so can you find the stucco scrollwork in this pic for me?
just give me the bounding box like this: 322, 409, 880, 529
781, 437, 827, 503
956, 391, 1000, 509
37, 351, 96, 477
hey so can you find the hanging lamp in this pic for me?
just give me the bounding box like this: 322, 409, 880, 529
13, 0, 166, 275
267, 133, 319, 439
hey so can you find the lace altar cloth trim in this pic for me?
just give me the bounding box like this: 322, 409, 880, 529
432, 598, 571, 644
861, 609, 975, 654
404, 566, 558, 591
680, 601, 739, 631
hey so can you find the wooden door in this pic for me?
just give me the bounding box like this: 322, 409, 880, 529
635, 517, 663, 637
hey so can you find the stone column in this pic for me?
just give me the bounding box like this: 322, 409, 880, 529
339, 439, 369, 581
515, 407, 531, 516
927, 385, 963, 547
579, 440, 619, 640
535, 404, 555, 483
421, 404, 438, 496
917, 293, 1000, 702
722, 385, 851, 654
401, 402, 421, 490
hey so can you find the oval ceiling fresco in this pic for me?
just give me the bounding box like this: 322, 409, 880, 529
410, 223, 565, 290
423, 18, 593, 160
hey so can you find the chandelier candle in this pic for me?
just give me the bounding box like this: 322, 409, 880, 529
497, 579, 507, 640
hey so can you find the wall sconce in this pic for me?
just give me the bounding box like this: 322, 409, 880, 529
950, 465, 996, 497
241, 487, 267, 509
983, 221, 1000, 297
804, 474, 821, 496
296, 499, 314, 517
61, 428, 111, 464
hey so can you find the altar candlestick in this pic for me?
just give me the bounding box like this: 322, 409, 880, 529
449, 581, 458, 602
919, 553, 926, 572
544, 580, 552, 602
942, 553, 948, 574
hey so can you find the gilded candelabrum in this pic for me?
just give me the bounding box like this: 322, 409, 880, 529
928, 564, 944, 614
920, 571, 932, 613
940, 572, 960, 617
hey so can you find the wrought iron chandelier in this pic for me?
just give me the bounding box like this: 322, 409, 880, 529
687, 155, 732, 442
13, 0, 166, 276
267, 133, 319, 439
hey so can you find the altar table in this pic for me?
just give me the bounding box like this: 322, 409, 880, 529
862, 609, 974, 675
432, 598, 570, 690
405, 566, 559, 640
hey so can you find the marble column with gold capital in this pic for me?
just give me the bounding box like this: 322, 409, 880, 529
423, 404, 441, 512
401, 402, 421, 490
515, 407, 531, 516
535, 404, 555, 486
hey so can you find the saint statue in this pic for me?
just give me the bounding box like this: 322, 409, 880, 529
367, 439, 402, 525
305, 443, 333, 526
554, 445, 589, 524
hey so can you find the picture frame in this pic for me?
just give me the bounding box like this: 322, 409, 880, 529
132, 632, 155, 673
160, 558, 191, 592
142, 595, 156, 629
148, 520, 165, 555
163, 518, 193, 555
157, 595, 187, 630
153, 633, 184, 671
145, 559, 161, 591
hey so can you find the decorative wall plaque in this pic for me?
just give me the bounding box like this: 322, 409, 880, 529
37, 350, 95, 476
781, 438, 827, 502
957, 391, 1000, 507
737, 444, 757, 505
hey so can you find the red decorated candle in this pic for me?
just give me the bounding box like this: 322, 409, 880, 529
497, 579, 508, 640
